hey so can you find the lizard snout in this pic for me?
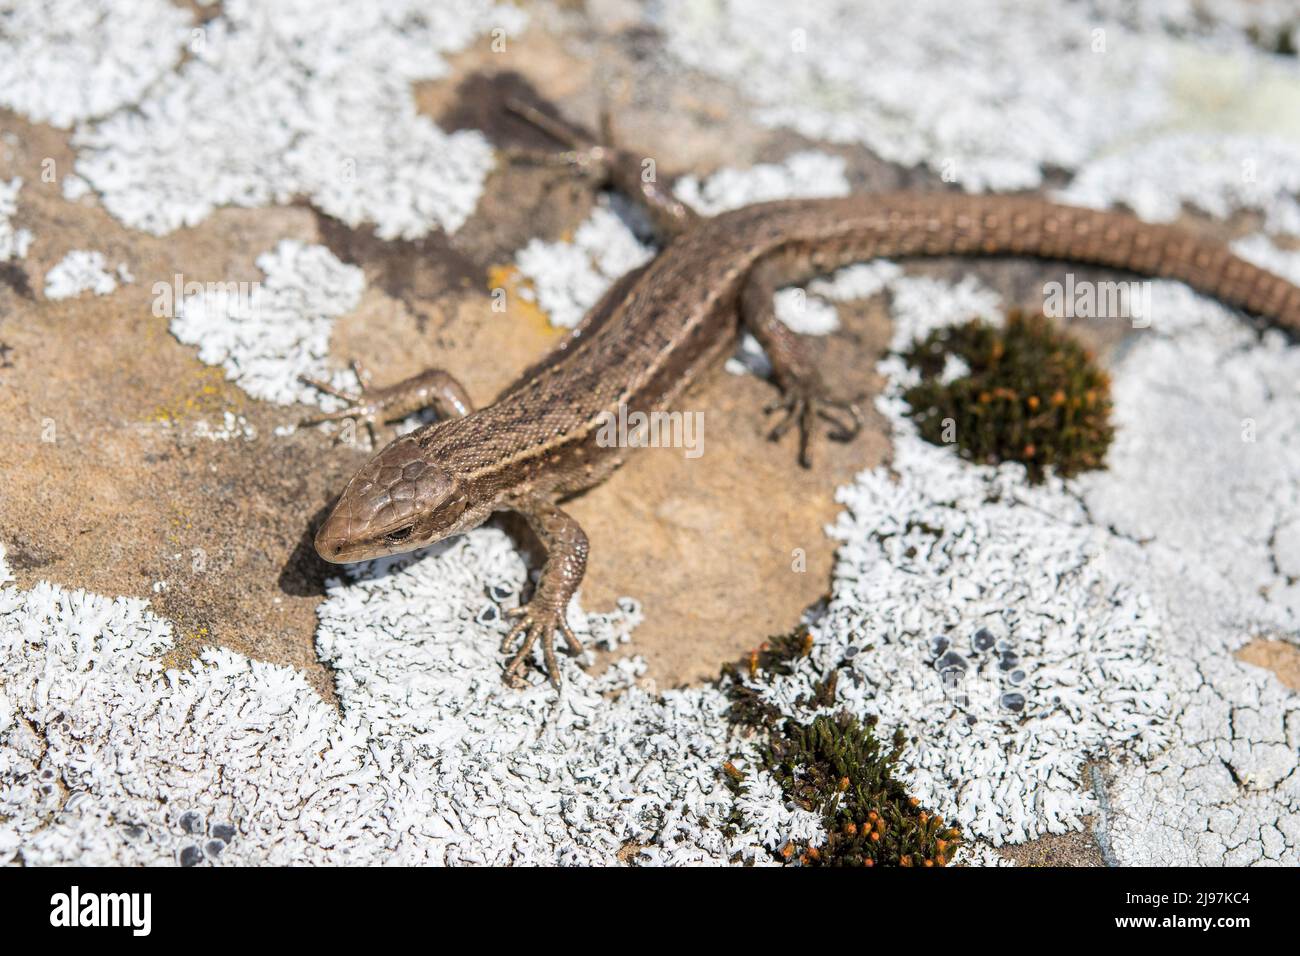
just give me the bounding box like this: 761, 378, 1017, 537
314, 503, 359, 563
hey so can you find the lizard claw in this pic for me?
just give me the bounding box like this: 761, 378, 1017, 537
764, 386, 863, 468
298, 373, 383, 447
301, 379, 382, 447
502, 98, 613, 182
500, 601, 585, 688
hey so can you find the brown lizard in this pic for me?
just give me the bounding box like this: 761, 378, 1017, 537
307, 103, 1300, 688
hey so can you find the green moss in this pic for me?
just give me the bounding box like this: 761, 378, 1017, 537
720, 628, 814, 731
722, 628, 961, 867
900, 310, 1114, 482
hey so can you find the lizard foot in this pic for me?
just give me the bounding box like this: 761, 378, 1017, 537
764, 386, 864, 468
500, 601, 585, 689
502, 98, 615, 182
298, 370, 385, 448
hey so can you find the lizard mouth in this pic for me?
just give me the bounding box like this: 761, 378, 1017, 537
315, 506, 426, 563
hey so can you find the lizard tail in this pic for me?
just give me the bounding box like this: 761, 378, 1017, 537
785, 193, 1300, 335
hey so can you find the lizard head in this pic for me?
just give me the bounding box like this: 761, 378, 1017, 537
314, 433, 476, 563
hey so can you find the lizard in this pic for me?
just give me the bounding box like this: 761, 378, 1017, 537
306, 101, 1300, 688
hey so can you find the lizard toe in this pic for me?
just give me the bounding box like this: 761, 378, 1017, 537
765, 386, 863, 467
498, 602, 577, 688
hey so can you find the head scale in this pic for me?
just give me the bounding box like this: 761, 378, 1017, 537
314, 434, 472, 563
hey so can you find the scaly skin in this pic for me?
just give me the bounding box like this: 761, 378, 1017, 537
310, 107, 1300, 688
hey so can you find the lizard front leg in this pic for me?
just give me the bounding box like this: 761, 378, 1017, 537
300, 363, 474, 445
741, 255, 864, 467
500, 494, 589, 688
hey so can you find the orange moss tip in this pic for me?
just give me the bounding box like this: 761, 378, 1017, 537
722, 761, 745, 782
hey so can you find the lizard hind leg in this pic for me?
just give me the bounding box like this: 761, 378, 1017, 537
503, 96, 698, 240
503, 98, 615, 183
741, 255, 864, 468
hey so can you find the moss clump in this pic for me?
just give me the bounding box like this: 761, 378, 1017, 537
721, 628, 815, 730
722, 627, 961, 867
900, 310, 1114, 482
763, 713, 958, 867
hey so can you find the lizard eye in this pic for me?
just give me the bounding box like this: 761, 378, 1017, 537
384, 524, 414, 544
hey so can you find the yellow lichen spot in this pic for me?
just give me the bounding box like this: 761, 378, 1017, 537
486, 263, 566, 340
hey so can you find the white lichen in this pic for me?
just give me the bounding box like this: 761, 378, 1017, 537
0, 0, 191, 129
61, 174, 92, 202
1089, 0, 1300, 54
672, 150, 849, 216
1057, 133, 1300, 235
717, 267, 1172, 846
514, 196, 656, 329
190, 412, 258, 443
0, 177, 32, 263
654, 0, 1300, 195
43, 250, 120, 300
170, 240, 365, 409
654, 0, 1178, 191
1071, 257, 1300, 865
0, 530, 786, 865
58, 0, 526, 238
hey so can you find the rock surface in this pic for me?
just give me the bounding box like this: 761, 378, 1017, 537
2, 0, 1299, 865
